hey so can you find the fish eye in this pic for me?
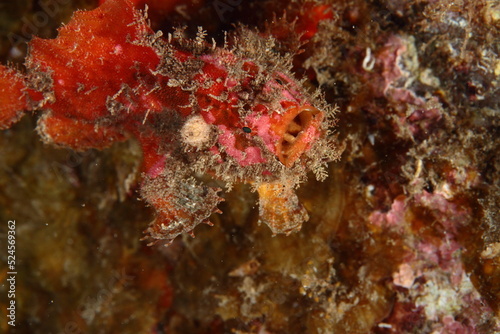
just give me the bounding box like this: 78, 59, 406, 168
275, 78, 283, 85
242, 127, 252, 133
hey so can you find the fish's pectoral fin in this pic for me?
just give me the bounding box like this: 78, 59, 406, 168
141, 170, 223, 246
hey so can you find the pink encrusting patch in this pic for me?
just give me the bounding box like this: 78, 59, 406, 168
217, 125, 242, 159
369, 196, 407, 229
242, 146, 266, 166
217, 125, 266, 166
245, 113, 280, 153
280, 89, 297, 101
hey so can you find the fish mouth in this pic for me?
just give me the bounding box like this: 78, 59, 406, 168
275, 106, 323, 167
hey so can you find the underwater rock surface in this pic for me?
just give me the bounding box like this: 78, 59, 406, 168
0, 0, 498, 333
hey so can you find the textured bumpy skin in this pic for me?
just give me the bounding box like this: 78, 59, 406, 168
0, 0, 340, 245
0, 65, 39, 130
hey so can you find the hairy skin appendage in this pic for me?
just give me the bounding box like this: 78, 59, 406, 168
0, 0, 341, 245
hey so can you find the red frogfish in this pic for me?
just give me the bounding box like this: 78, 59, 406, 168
0, 0, 341, 245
